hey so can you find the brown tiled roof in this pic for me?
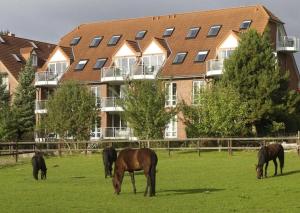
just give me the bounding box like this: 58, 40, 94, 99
125, 40, 141, 54
58, 5, 282, 82
0, 35, 56, 80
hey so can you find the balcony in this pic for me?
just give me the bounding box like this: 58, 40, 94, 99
100, 97, 123, 112
102, 127, 132, 139
35, 71, 62, 87
130, 65, 161, 80
206, 59, 224, 77
101, 66, 129, 82
277, 36, 300, 52
35, 100, 48, 114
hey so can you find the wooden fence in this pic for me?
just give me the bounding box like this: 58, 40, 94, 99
1, 134, 300, 163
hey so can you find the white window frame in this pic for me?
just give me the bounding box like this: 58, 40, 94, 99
90, 118, 101, 140
114, 56, 136, 75
165, 115, 177, 138
32, 54, 38, 66
1, 74, 9, 91
192, 80, 206, 104
217, 48, 235, 60
48, 61, 68, 74
91, 86, 101, 108
165, 82, 177, 107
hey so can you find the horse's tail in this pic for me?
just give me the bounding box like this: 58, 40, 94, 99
149, 151, 158, 196
279, 144, 284, 170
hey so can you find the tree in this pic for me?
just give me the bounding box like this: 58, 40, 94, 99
119, 80, 176, 140
0, 106, 17, 141
45, 80, 97, 141
221, 29, 300, 135
13, 59, 36, 140
181, 84, 249, 137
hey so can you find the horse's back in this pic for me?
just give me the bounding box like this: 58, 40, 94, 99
267, 143, 284, 157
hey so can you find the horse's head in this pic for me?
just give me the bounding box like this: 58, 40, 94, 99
255, 164, 263, 179
112, 174, 121, 194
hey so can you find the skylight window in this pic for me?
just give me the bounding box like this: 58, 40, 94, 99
207, 25, 222, 37
173, 52, 187, 64
75, 59, 88, 70
70, 36, 81, 46
12, 54, 21, 62
90, 36, 103, 47
135, 30, 147, 40
108, 35, 122, 46
240, 20, 252, 29
94, 58, 107, 69
30, 41, 38, 48
0, 36, 5, 43
186, 27, 200, 39
194, 51, 209, 62
163, 27, 175, 37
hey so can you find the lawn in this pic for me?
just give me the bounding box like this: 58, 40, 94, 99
0, 150, 300, 213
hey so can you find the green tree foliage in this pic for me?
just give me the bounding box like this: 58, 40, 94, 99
221, 29, 300, 135
119, 80, 176, 140
13, 59, 36, 140
0, 105, 17, 141
181, 84, 249, 137
45, 80, 97, 141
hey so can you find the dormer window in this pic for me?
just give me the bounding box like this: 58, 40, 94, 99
135, 30, 147, 40
108, 35, 122, 46
173, 52, 187, 64
163, 27, 175, 37
240, 20, 252, 30
94, 58, 107, 69
207, 25, 222, 37
90, 36, 103, 47
31, 54, 38, 66
30, 41, 38, 49
12, 54, 21, 62
75, 59, 88, 71
194, 51, 209, 62
70, 36, 81, 46
186, 27, 200, 39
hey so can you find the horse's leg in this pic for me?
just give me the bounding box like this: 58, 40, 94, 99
273, 159, 278, 176
130, 172, 136, 194
264, 162, 269, 178
144, 175, 150, 197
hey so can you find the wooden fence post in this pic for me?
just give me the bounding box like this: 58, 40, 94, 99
58, 141, 62, 157
297, 131, 300, 156
228, 139, 232, 156
15, 142, 18, 163
85, 142, 88, 155
197, 140, 200, 157
168, 141, 170, 157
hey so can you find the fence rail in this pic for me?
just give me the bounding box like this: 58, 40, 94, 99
1, 135, 300, 162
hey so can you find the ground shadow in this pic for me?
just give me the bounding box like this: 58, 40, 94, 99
158, 188, 224, 196
71, 176, 86, 179
281, 170, 300, 177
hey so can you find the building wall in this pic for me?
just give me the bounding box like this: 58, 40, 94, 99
0, 61, 19, 99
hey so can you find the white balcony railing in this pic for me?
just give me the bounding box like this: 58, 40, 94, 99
206, 59, 224, 77
100, 97, 123, 111
130, 65, 161, 80
102, 127, 132, 139
35, 100, 48, 114
101, 66, 129, 82
35, 71, 61, 86
277, 36, 300, 52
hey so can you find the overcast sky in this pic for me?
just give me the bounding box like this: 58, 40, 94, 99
1, 0, 299, 65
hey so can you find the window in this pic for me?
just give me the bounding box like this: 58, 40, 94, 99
30, 41, 38, 48
90, 36, 103, 47
75, 59, 88, 70
186, 27, 200, 39
135, 30, 147, 40
195, 51, 209, 62
91, 86, 101, 109
165, 82, 177, 107
218, 48, 235, 59
0, 74, 9, 91
192, 80, 206, 104
48, 62, 68, 74
108, 35, 122, 46
0, 36, 5, 43
12, 54, 21, 62
173, 52, 187, 64
141, 54, 165, 74
70, 36, 81, 46
165, 116, 177, 138
90, 117, 101, 140
240, 20, 252, 30
115, 57, 136, 74
94, 58, 107, 69
31, 54, 38, 66
163, 27, 175, 37
207, 25, 222, 37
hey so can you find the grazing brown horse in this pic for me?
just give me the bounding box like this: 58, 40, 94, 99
256, 143, 284, 179
102, 147, 117, 178
112, 148, 158, 197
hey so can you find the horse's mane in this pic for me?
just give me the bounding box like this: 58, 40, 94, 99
257, 146, 267, 166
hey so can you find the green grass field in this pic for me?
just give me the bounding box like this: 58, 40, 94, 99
0, 150, 300, 213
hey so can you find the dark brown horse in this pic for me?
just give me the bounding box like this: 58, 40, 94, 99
102, 147, 117, 178
112, 148, 158, 196
256, 143, 284, 179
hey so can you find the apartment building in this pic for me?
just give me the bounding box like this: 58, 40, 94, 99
0, 33, 56, 100
35, 5, 300, 141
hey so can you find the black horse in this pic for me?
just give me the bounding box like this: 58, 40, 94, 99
32, 152, 47, 180
102, 147, 117, 178
112, 148, 158, 197
256, 143, 284, 179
